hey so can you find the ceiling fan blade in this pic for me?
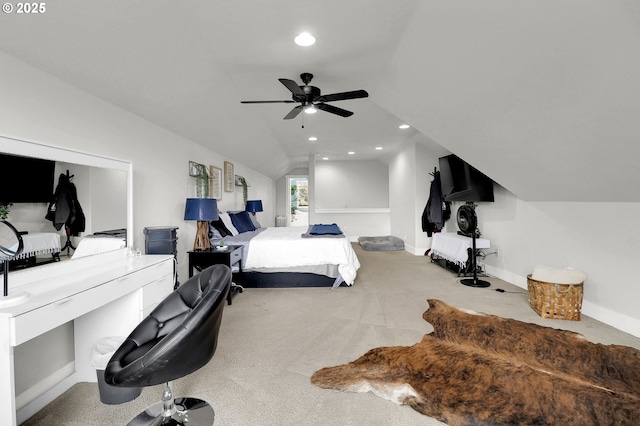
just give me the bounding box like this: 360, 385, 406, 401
241, 100, 296, 104
314, 89, 369, 103
283, 105, 303, 120
279, 78, 306, 97
315, 103, 354, 117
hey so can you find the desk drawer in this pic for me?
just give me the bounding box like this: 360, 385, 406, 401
12, 273, 141, 346
143, 258, 173, 283
142, 274, 173, 311
230, 250, 241, 267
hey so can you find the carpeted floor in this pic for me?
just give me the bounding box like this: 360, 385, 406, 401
22, 244, 640, 425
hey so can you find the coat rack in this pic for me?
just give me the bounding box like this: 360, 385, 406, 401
60, 170, 76, 255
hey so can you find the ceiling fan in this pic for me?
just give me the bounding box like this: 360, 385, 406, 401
241, 73, 369, 120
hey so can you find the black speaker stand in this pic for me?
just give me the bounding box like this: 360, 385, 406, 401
460, 228, 490, 288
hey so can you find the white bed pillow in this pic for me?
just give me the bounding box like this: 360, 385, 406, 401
249, 214, 262, 229
219, 212, 239, 236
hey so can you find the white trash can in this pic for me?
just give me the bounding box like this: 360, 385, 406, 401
91, 337, 141, 404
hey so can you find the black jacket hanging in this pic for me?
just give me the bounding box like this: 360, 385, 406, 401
46, 173, 86, 235
422, 170, 451, 236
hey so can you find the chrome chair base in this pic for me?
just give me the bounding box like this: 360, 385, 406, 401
128, 397, 214, 426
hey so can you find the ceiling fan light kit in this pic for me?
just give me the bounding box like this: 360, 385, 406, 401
241, 73, 369, 120
294, 32, 316, 46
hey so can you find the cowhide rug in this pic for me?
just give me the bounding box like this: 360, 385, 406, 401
311, 299, 640, 426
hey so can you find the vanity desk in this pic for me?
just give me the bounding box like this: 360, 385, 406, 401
0, 249, 175, 425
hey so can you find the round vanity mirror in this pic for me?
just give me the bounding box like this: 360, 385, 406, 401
1, 220, 25, 300
0, 220, 24, 260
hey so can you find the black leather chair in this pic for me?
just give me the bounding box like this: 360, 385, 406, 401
104, 264, 231, 426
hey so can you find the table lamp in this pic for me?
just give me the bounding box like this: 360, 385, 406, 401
245, 200, 263, 216
184, 198, 218, 251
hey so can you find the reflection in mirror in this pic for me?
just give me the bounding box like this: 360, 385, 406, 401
0, 220, 23, 258
0, 135, 133, 283
0, 220, 24, 297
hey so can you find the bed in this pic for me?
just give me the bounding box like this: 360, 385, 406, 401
71, 229, 127, 259
210, 218, 360, 289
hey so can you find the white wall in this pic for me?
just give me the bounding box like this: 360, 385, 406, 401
470, 188, 640, 337
389, 143, 418, 250
315, 160, 388, 209
311, 159, 390, 239
389, 140, 448, 255
87, 166, 128, 232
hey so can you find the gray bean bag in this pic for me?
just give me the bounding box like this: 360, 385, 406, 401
358, 235, 405, 251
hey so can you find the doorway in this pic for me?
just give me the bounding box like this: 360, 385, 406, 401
287, 177, 309, 227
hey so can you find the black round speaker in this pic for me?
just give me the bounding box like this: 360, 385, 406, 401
457, 204, 477, 236
456, 205, 490, 288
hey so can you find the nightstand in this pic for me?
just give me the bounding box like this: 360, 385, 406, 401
187, 245, 244, 305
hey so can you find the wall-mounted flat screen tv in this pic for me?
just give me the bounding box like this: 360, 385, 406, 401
438, 154, 494, 202
0, 153, 56, 203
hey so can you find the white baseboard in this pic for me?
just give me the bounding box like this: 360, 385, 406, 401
484, 265, 528, 289
404, 244, 429, 256
17, 362, 76, 424
484, 265, 640, 339
580, 300, 640, 338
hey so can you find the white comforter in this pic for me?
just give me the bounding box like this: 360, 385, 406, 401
244, 226, 360, 285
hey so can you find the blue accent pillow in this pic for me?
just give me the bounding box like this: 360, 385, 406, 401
229, 211, 256, 233
310, 223, 343, 235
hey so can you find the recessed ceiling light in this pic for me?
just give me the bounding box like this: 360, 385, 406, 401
375, 146, 383, 150
399, 124, 410, 129
348, 151, 355, 155
322, 157, 329, 160
308, 136, 318, 141
295, 32, 316, 46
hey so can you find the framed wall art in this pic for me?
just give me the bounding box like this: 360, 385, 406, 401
224, 161, 234, 192
189, 161, 201, 177
210, 165, 222, 200
189, 161, 210, 198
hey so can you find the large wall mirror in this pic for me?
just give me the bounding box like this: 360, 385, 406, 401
0, 135, 132, 271
1, 136, 133, 419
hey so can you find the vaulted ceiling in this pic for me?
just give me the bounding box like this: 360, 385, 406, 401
2, 1, 639, 201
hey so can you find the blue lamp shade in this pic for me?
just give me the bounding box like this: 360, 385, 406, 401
184, 198, 219, 221
245, 200, 263, 213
